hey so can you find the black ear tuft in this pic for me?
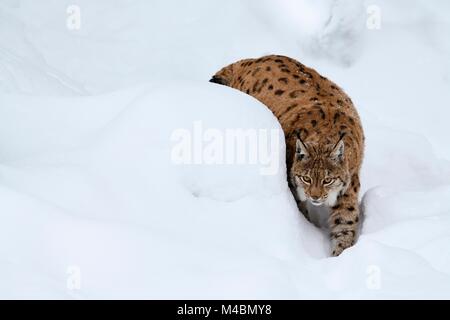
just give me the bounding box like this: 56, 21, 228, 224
330, 139, 345, 162
296, 138, 309, 161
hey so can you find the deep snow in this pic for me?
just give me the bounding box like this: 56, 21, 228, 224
1, 0, 450, 299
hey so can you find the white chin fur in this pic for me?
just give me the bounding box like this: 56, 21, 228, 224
324, 189, 339, 207
311, 201, 323, 207
296, 186, 307, 202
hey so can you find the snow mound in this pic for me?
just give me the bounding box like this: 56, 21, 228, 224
1, 82, 450, 299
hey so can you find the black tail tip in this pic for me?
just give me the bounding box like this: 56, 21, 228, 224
209, 75, 227, 85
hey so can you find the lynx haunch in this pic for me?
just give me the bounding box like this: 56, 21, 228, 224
210, 55, 365, 256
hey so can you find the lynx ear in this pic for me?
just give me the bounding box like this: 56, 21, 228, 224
296, 138, 309, 161
330, 139, 345, 162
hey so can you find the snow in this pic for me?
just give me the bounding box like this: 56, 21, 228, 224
1, 0, 450, 299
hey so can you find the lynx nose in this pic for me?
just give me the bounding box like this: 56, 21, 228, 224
310, 195, 324, 206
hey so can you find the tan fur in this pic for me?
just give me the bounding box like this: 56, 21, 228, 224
211, 55, 365, 256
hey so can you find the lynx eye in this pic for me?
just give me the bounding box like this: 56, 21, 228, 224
323, 177, 335, 185
300, 176, 312, 184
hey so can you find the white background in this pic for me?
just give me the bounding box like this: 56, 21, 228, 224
0, 0, 449, 298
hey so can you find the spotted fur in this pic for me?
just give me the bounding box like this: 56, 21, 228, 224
211, 55, 365, 256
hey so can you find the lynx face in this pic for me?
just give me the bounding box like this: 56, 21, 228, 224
290, 138, 350, 207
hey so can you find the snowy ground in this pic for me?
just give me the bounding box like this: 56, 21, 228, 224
1, 0, 450, 299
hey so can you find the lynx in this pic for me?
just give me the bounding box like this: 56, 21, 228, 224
210, 55, 364, 256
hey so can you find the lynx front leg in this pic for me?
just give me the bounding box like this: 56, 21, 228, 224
329, 174, 361, 256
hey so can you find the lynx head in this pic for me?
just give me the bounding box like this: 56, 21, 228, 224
290, 134, 350, 207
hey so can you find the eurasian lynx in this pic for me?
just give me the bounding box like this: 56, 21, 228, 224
211, 55, 364, 256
